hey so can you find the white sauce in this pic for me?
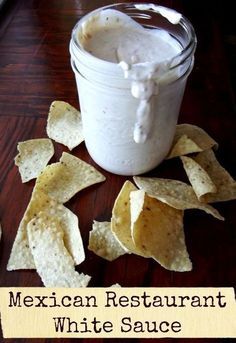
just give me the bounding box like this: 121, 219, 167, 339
81, 9, 181, 143
134, 4, 182, 24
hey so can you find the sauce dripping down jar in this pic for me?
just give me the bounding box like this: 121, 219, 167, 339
70, 3, 196, 175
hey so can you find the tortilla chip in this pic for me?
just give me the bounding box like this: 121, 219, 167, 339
131, 190, 192, 271
27, 215, 90, 287
110, 283, 121, 287
88, 221, 126, 261
133, 177, 224, 220
40, 205, 85, 266
7, 190, 53, 270
35, 152, 105, 203
181, 156, 217, 200
46, 100, 84, 150
167, 124, 218, 159
194, 149, 236, 203
7, 190, 85, 270
111, 181, 147, 256
167, 135, 202, 159
15, 139, 54, 183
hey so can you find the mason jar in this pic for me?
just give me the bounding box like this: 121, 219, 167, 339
70, 3, 196, 175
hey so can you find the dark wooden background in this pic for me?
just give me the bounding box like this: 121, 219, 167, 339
0, 0, 235, 342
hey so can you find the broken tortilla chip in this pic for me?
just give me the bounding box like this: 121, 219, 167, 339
194, 149, 236, 203
111, 181, 147, 256
167, 124, 218, 159
27, 215, 90, 287
35, 152, 105, 203
88, 221, 126, 261
133, 177, 224, 220
130, 190, 192, 271
7, 190, 85, 270
181, 156, 217, 201
46, 100, 84, 150
15, 138, 54, 183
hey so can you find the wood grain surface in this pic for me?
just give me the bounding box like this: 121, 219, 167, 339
0, 1, 235, 342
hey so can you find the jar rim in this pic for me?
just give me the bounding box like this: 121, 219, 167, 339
71, 3, 197, 72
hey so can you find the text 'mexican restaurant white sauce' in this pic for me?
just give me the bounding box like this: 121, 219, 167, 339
70, 3, 196, 175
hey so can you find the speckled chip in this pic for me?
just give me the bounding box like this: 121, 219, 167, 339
15, 138, 54, 183
88, 221, 126, 261
7, 190, 54, 271
46, 100, 84, 150
7, 190, 85, 270
27, 214, 91, 287
111, 181, 147, 256
167, 124, 218, 159
194, 149, 236, 203
35, 152, 106, 203
130, 190, 192, 272
181, 156, 217, 201
133, 176, 224, 220
40, 204, 85, 266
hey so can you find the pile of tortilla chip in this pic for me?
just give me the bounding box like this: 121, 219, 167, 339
167, 124, 236, 203
15, 101, 85, 184
9, 151, 105, 287
10, 100, 105, 287
11, 102, 236, 280
88, 124, 236, 272
88, 180, 192, 272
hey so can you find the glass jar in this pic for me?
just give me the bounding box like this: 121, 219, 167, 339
70, 3, 197, 175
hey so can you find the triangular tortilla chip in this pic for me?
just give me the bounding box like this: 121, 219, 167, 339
7, 190, 53, 270
88, 221, 126, 261
46, 100, 84, 150
167, 124, 218, 159
42, 205, 85, 266
133, 177, 224, 220
181, 156, 217, 201
130, 190, 192, 271
7, 190, 85, 270
111, 181, 147, 256
27, 215, 90, 287
35, 152, 105, 203
15, 138, 54, 183
194, 149, 236, 203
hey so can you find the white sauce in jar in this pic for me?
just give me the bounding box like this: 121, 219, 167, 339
70, 7, 195, 175
80, 9, 182, 143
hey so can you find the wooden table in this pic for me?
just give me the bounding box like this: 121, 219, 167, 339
0, 1, 235, 342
